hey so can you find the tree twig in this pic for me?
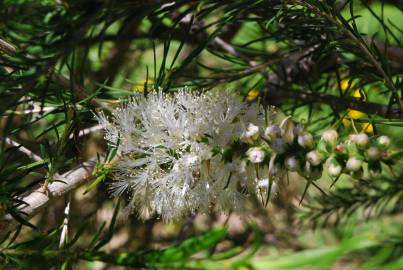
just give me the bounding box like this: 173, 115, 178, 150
0, 159, 96, 235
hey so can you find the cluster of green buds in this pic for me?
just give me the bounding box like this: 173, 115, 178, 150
236, 113, 394, 185
324, 133, 392, 180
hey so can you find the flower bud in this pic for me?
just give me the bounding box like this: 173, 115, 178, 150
298, 132, 314, 149
264, 124, 281, 140
293, 123, 305, 136
272, 138, 286, 154
247, 147, 265, 163
346, 157, 363, 172
381, 151, 390, 160
322, 129, 338, 145
306, 150, 322, 166
326, 157, 342, 178
240, 123, 260, 144
366, 146, 381, 160
351, 133, 369, 148
304, 161, 322, 180
285, 156, 300, 171
377, 135, 391, 149
335, 143, 346, 154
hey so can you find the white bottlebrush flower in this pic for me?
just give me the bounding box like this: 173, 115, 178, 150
97, 89, 266, 221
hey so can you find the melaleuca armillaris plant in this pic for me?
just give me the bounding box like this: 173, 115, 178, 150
96, 88, 397, 221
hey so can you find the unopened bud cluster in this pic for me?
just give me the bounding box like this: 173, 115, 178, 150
239, 118, 394, 182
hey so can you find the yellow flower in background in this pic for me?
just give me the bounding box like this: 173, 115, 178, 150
132, 79, 154, 93
246, 89, 260, 101
348, 109, 365, 119
340, 79, 355, 93
339, 79, 373, 133
362, 122, 374, 133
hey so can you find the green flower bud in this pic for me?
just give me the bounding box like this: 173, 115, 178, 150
298, 132, 314, 149
351, 133, 369, 148
293, 123, 305, 136
335, 143, 347, 154
322, 129, 338, 146
377, 135, 391, 149
306, 150, 322, 166
326, 157, 342, 178
366, 146, 381, 160
346, 157, 363, 172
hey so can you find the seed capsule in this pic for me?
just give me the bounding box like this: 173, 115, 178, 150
346, 157, 363, 172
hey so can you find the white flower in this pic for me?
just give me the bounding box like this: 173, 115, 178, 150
247, 147, 265, 163
97, 89, 266, 221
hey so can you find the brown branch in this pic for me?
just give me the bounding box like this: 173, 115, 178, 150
264, 88, 399, 118
0, 159, 96, 235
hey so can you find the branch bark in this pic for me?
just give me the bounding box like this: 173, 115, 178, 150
264, 87, 399, 118
0, 159, 96, 235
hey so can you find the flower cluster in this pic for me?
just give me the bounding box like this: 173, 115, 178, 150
97, 89, 394, 221
96, 89, 268, 221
